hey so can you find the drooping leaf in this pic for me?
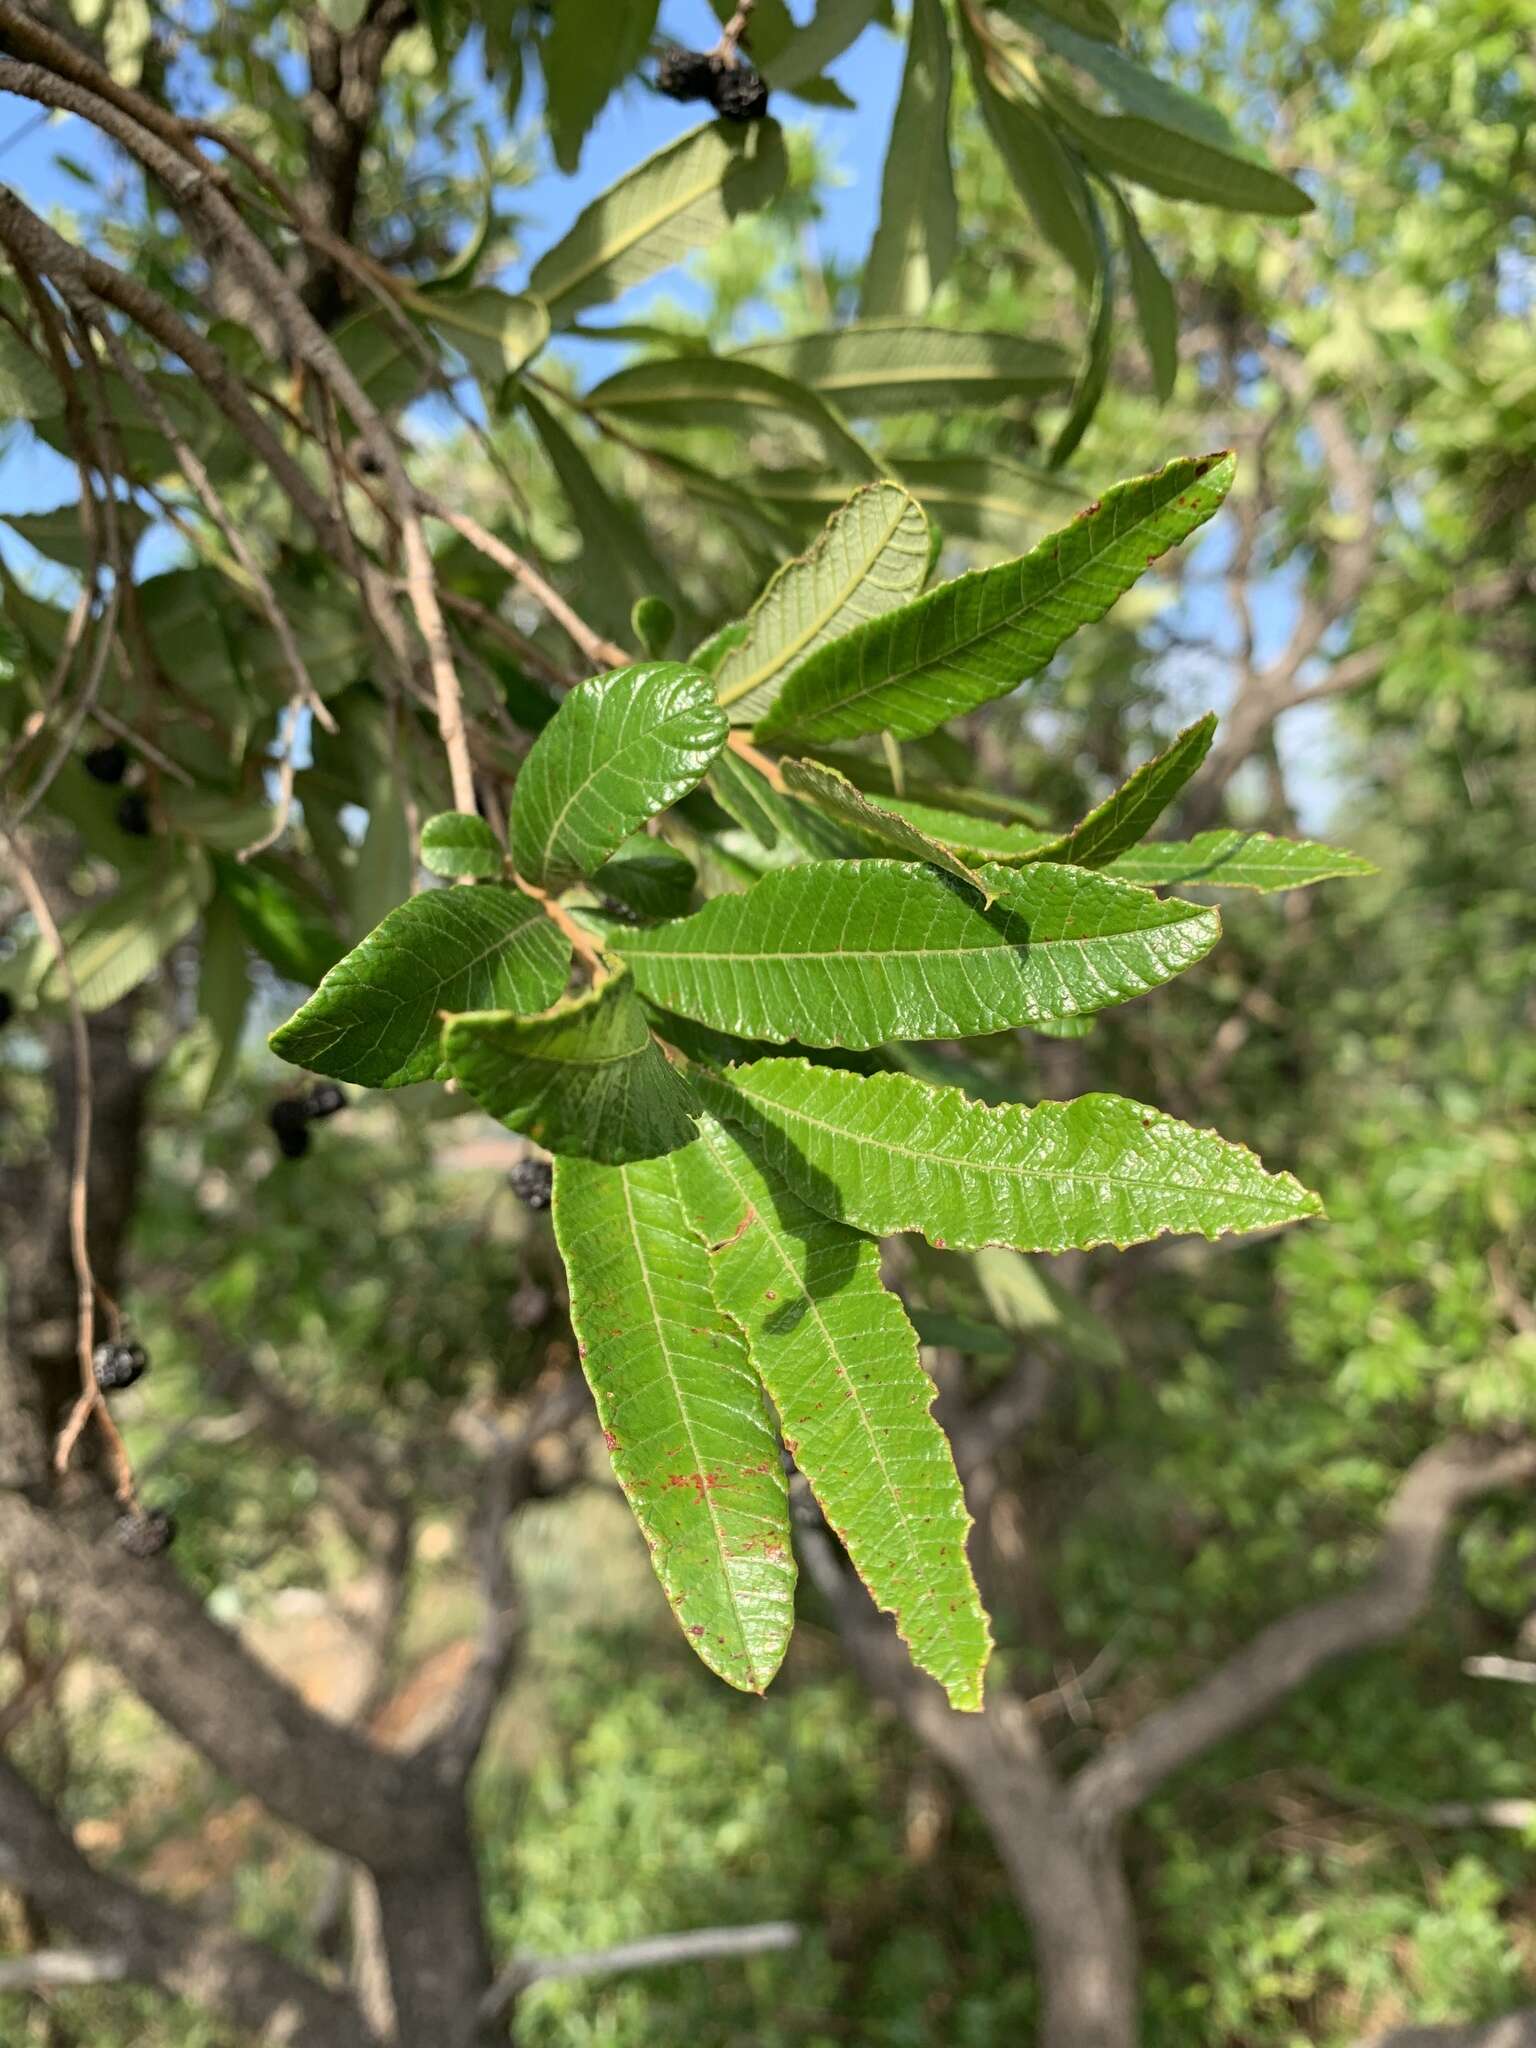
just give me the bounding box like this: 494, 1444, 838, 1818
855, 793, 1055, 862
508, 662, 727, 893
727, 326, 1071, 417
443, 970, 697, 1163
712, 483, 930, 725
1113, 186, 1178, 401
584, 356, 880, 480
190, 889, 250, 1108
780, 759, 989, 895
1022, 9, 1313, 214
756, 456, 1082, 551
760, 453, 1234, 743
958, 13, 1097, 286
553, 1150, 797, 1692
615, 857, 1220, 1047
421, 811, 505, 880
540, 0, 660, 171
861, 0, 958, 317
701, 1060, 1322, 1254
45, 855, 211, 1013
412, 286, 550, 393
1021, 714, 1216, 867
269, 885, 570, 1087
674, 1114, 991, 1711
212, 855, 344, 987
528, 120, 789, 327
1048, 178, 1114, 467
767, 0, 880, 87
1104, 831, 1379, 893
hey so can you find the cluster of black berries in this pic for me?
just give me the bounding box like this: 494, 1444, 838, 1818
93, 1338, 149, 1392
656, 45, 770, 121
0, 991, 12, 1030
269, 1082, 347, 1160
115, 1507, 176, 1559
83, 739, 153, 838
507, 1158, 553, 1211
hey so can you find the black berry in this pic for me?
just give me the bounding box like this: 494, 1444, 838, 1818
304, 1082, 347, 1119
84, 742, 128, 785
93, 1340, 148, 1393
710, 60, 770, 121
508, 1158, 553, 1211
269, 1097, 311, 1159
0, 991, 12, 1030
115, 1508, 176, 1559
656, 45, 716, 101
115, 791, 151, 837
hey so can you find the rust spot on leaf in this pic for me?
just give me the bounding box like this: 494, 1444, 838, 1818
602, 1429, 618, 1451
665, 1471, 721, 1504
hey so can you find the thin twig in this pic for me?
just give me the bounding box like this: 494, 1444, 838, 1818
480, 1920, 798, 2024
726, 728, 787, 793
513, 874, 609, 981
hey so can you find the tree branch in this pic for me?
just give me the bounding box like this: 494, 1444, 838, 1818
0, 1760, 379, 2047
479, 1921, 800, 2027
1071, 1437, 1536, 1830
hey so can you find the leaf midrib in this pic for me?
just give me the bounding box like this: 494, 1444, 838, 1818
527, 691, 710, 882
540, 147, 735, 311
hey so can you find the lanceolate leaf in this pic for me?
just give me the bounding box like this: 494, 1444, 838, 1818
713, 483, 931, 724
508, 663, 727, 893
269, 886, 570, 1088
1021, 714, 1216, 868
584, 357, 880, 480
528, 120, 790, 327
780, 759, 989, 896
961, 8, 1096, 287
1104, 831, 1379, 893
614, 858, 1220, 1047
553, 1151, 796, 1692
1049, 178, 1114, 467
862, 0, 958, 318
421, 811, 505, 879
727, 326, 1071, 417
706, 746, 864, 860
191, 889, 250, 1108
540, 0, 659, 172
443, 970, 697, 1164
701, 1060, 1322, 1254
759, 453, 1235, 744
886, 455, 1084, 549
674, 1115, 991, 1710
858, 795, 1055, 863
1113, 186, 1178, 402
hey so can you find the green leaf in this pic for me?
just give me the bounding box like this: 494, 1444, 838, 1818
1049, 179, 1114, 467
705, 747, 863, 860
713, 482, 930, 725
757, 456, 1082, 551
508, 662, 727, 893
1022, 714, 1216, 867
421, 811, 504, 880
553, 1150, 797, 1692
760, 453, 1234, 744
46, 855, 211, 1013
780, 759, 990, 896
411, 286, 549, 391
961, 18, 1096, 286
1113, 186, 1178, 402
0, 326, 57, 419
857, 794, 1054, 863
190, 890, 250, 1108
528, 120, 789, 327
862, 0, 957, 317
767, 0, 880, 87
584, 355, 880, 480
1024, 11, 1313, 214
702, 1061, 1321, 1254
727, 325, 1071, 417
631, 595, 676, 657
269, 885, 570, 1087
674, 1114, 991, 1711
969, 1245, 1125, 1366
443, 969, 697, 1163
593, 835, 697, 920
1104, 831, 1379, 893
522, 388, 689, 640
4, 501, 150, 572
212, 856, 344, 986
615, 857, 1220, 1047
540, 0, 660, 171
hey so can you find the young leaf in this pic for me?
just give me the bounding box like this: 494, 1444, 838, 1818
508, 662, 727, 893
528, 120, 789, 327
727, 326, 1071, 417
553, 1150, 797, 1693
759, 453, 1235, 744
1104, 831, 1379, 893
701, 1061, 1322, 1254
421, 811, 505, 880
443, 970, 697, 1164
674, 1114, 991, 1711
713, 482, 931, 725
614, 858, 1220, 1047
631, 595, 676, 657
1020, 714, 1217, 867
861, 0, 958, 317
1113, 186, 1178, 402
780, 758, 990, 896
269, 886, 570, 1088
